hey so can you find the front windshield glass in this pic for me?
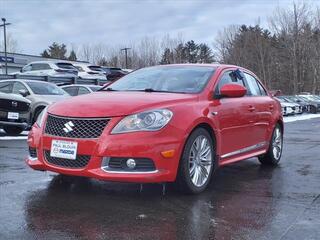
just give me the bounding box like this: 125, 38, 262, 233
26, 82, 66, 95
105, 66, 215, 93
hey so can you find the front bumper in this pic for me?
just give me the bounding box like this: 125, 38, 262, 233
26, 118, 185, 183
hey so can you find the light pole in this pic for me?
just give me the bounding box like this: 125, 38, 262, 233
0, 18, 11, 75
121, 47, 131, 69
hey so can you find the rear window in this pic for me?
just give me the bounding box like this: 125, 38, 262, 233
88, 66, 104, 72
56, 63, 77, 70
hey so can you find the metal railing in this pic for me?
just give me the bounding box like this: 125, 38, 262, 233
0, 74, 109, 86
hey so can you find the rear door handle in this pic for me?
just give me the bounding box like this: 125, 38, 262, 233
248, 105, 255, 112
269, 105, 274, 111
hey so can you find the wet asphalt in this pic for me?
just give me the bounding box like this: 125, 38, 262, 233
0, 118, 319, 240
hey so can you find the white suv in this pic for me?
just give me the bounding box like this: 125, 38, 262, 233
19, 61, 78, 77
72, 63, 106, 80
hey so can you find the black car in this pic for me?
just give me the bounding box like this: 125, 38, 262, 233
101, 67, 127, 81
0, 92, 31, 134
283, 96, 310, 113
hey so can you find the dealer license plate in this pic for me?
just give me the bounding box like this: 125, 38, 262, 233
50, 140, 78, 160
8, 112, 19, 120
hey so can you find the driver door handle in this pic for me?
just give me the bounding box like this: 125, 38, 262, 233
248, 105, 255, 112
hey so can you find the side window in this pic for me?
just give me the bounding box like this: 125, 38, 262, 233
78, 87, 90, 95
12, 82, 28, 94
257, 81, 267, 96
0, 81, 13, 93
215, 70, 245, 95
63, 87, 78, 96
31, 64, 41, 71
244, 73, 261, 96
40, 64, 51, 70
22, 65, 32, 72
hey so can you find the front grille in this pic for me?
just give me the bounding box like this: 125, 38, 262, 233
29, 147, 37, 158
0, 99, 30, 112
44, 114, 110, 138
106, 157, 156, 172
44, 150, 90, 168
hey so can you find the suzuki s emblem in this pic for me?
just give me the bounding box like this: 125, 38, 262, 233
11, 101, 18, 107
63, 121, 74, 133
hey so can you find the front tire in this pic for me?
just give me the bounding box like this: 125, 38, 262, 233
259, 124, 283, 165
3, 126, 24, 135
176, 128, 215, 194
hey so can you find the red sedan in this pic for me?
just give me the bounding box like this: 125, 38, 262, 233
26, 64, 283, 194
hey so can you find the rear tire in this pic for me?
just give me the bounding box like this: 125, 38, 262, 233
175, 128, 215, 194
3, 126, 24, 135
259, 124, 283, 166
310, 105, 317, 114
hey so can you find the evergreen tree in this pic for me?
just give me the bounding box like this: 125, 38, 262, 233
185, 40, 199, 63
198, 43, 214, 63
174, 43, 187, 63
41, 42, 67, 59
41, 50, 50, 58
68, 50, 77, 61
160, 48, 174, 64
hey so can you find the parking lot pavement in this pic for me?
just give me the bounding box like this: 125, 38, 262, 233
0, 118, 319, 240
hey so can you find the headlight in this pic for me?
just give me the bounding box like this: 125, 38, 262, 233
35, 107, 47, 127
111, 109, 173, 134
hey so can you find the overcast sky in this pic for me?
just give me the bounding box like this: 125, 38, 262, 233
0, 0, 319, 56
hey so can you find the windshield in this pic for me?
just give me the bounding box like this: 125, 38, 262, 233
26, 82, 66, 95
105, 66, 215, 93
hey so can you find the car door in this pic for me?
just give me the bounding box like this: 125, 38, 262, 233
243, 73, 274, 145
211, 69, 256, 161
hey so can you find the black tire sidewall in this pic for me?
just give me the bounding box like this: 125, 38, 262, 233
178, 128, 215, 194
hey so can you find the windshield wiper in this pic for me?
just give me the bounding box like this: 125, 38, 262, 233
141, 88, 186, 94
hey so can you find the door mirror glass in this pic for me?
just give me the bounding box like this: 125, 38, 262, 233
220, 84, 247, 98
19, 89, 30, 97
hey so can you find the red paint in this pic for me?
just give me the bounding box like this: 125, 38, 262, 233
26, 64, 282, 183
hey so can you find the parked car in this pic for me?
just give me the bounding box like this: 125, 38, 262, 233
0, 79, 69, 124
26, 64, 283, 194
283, 95, 310, 113
0, 92, 31, 134
16, 61, 78, 77
72, 63, 106, 80
61, 84, 101, 96
275, 97, 296, 116
297, 95, 320, 113
276, 96, 302, 114
100, 67, 127, 81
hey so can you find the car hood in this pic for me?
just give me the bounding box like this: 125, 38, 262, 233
48, 91, 197, 117
36, 95, 70, 105
0, 92, 31, 103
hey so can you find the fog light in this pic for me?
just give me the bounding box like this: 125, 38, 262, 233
126, 158, 136, 169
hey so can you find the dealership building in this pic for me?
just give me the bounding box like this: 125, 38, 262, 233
0, 52, 87, 74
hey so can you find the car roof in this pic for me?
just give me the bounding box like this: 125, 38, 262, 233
26, 60, 72, 64
1, 79, 57, 85
61, 84, 100, 88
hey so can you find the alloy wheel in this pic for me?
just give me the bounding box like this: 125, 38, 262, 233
272, 127, 282, 160
188, 135, 213, 187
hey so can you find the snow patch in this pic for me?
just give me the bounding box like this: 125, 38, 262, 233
284, 114, 320, 123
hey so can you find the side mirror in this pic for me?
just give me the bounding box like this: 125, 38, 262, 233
220, 84, 247, 98
19, 89, 30, 97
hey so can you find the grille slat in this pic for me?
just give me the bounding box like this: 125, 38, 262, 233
45, 114, 110, 138
44, 150, 90, 168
